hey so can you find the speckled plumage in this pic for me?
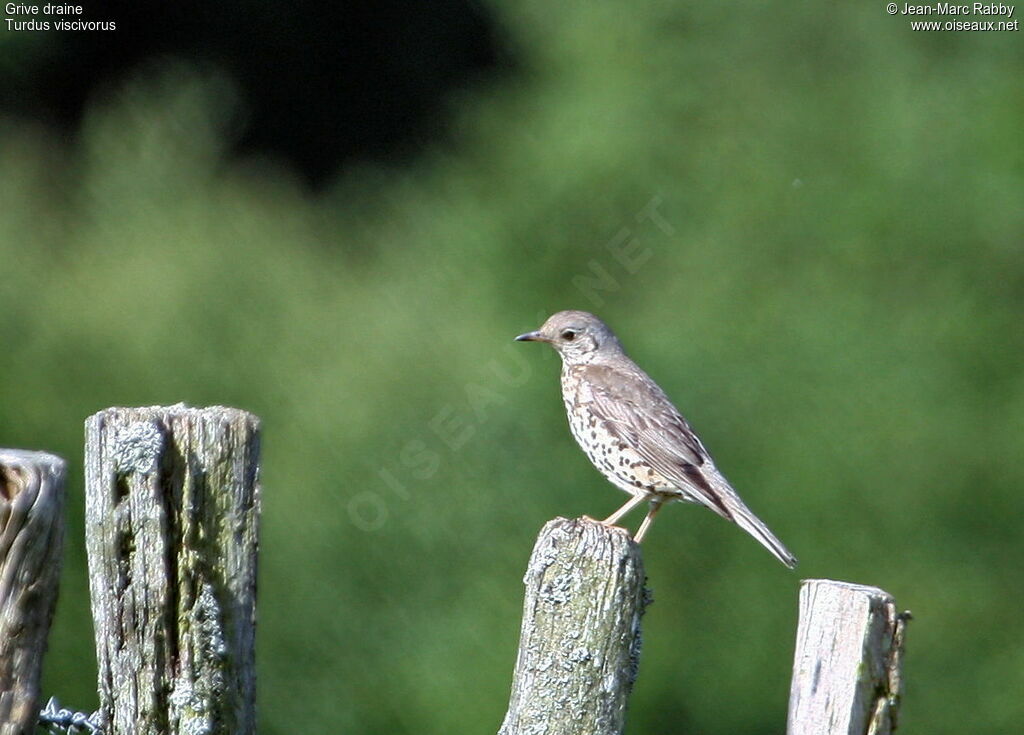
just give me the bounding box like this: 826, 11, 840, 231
517, 310, 797, 568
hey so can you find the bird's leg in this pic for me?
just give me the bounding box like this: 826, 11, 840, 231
600, 493, 647, 527
632, 498, 666, 544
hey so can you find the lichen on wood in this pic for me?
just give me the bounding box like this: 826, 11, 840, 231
498, 517, 648, 735
85, 405, 260, 735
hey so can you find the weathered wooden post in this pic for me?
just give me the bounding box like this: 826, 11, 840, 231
498, 517, 647, 735
787, 579, 909, 735
85, 405, 260, 735
0, 449, 66, 735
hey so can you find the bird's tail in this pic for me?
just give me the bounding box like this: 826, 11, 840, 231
729, 503, 798, 568
706, 471, 798, 568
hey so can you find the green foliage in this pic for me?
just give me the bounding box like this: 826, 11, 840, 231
2, 3, 1022, 733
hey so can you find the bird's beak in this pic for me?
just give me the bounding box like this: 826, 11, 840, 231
515, 330, 548, 342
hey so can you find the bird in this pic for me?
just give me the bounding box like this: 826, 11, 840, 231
516, 310, 797, 568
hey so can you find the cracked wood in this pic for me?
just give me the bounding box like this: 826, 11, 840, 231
85, 405, 260, 735
787, 579, 909, 735
498, 517, 648, 735
0, 450, 66, 735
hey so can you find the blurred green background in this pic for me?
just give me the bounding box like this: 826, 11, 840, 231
2, 2, 1022, 733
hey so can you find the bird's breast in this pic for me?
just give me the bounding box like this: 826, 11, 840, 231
560, 372, 671, 497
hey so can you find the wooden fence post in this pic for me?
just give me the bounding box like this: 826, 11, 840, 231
498, 517, 648, 735
0, 449, 66, 735
85, 405, 261, 735
787, 579, 909, 735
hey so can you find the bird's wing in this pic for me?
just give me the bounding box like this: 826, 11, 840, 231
579, 364, 734, 519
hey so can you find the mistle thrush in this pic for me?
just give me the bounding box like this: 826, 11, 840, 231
516, 310, 797, 568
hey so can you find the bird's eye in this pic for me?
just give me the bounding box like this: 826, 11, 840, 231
561, 329, 577, 341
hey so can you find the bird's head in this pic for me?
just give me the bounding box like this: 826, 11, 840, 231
515, 310, 623, 365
